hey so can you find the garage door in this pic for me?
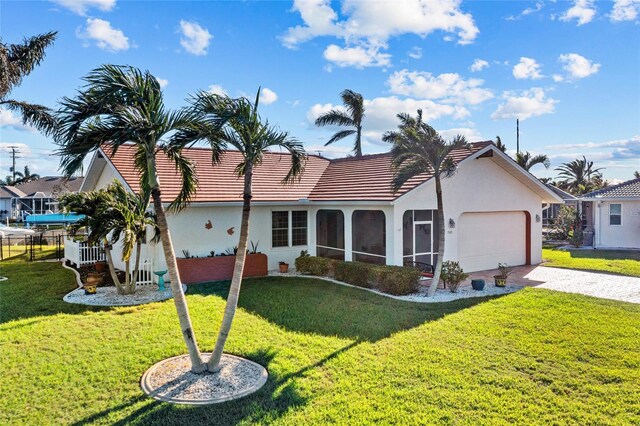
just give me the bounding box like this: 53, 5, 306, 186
458, 212, 526, 272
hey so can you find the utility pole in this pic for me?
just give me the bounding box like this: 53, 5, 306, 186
8, 146, 20, 183
516, 119, 520, 154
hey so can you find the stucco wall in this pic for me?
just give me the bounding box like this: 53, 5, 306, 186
595, 200, 640, 249
393, 156, 544, 271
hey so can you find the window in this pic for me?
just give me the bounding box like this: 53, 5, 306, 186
272, 211, 289, 247
316, 210, 345, 260
272, 210, 308, 248
609, 204, 622, 226
352, 210, 386, 265
292, 211, 308, 246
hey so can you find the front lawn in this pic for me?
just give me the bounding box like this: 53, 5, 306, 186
543, 248, 640, 277
1, 257, 639, 425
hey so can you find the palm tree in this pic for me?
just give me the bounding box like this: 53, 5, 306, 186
55, 65, 222, 372
60, 181, 157, 294
495, 136, 507, 152
555, 156, 604, 195
182, 88, 306, 372
315, 89, 365, 156
13, 165, 40, 184
383, 109, 468, 297
1, 32, 58, 135
514, 151, 550, 172
634, 171, 640, 179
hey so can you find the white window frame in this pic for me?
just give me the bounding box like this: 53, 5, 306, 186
271, 210, 308, 248
609, 203, 622, 226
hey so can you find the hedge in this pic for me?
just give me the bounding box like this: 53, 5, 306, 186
294, 255, 421, 296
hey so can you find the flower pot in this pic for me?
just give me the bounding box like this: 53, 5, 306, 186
494, 275, 507, 287
84, 272, 103, 295
94, 261, 106, 273
279, 263, 289, 273
471, 279, 485, 291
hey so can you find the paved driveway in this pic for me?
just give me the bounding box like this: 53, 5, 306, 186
523, 266, 640, 304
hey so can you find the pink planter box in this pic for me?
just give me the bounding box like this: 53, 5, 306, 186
176, 253, 268, 284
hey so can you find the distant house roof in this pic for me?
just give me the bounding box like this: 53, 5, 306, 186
0, 185, 26, 198
545, 184, 578, 202
100, 141, 493, 203
582, 178, 640, 199
5, 176, 84, 198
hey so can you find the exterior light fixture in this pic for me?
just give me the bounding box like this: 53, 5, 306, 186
449, 218, 455, 228
535, 214, 541, 223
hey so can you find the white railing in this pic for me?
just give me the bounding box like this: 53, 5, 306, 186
64, 238, 106, 266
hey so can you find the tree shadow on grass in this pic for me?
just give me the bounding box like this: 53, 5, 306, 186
191, 276, 500, 342
71, 345, 356, 426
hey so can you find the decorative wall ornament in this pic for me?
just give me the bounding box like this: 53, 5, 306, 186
227, 227, 235, 235
205, 220, 213, 230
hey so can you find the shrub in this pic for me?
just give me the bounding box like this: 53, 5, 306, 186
375, 265, 421, 296
294, 255, 333, 276
333, 261, 373, 288
441, 261, 469, 293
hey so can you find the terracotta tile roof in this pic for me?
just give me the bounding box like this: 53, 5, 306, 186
104, 141, 492, 203
309, 141, 493, 201
582, 178, 640, 199
106, 145, 330, 203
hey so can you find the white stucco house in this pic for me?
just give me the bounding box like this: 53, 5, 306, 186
78, 141, 561, 277
581, 178, 640, 249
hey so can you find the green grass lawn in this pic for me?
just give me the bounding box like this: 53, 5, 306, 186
1, 256, 639, 425
543, 248, 640, 277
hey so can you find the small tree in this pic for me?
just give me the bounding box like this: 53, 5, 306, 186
441, 261, 469, 293
550, 205, 579, 241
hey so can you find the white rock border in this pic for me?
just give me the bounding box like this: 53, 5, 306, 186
140, 353, 268, 405
0, 276, 8, 281
268, 270, 523, 303
63, 284, 187, 307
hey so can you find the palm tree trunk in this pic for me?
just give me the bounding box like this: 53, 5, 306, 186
104, 243, 125, 295
355, 125, 363, 157
427, 176, 445, 297
151, 186, 206, 373
207, 164, 253, 372
129, 240, 142, 294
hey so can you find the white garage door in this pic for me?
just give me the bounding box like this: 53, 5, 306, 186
458, 212, 526, 272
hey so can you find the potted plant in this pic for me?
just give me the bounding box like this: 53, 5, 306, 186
279, 261, 289, 273
471, 279, 485, 291
440, 261, 469, 293
84, 272, 103, 295
493, 263, 513, 287
95, 260, 107, 273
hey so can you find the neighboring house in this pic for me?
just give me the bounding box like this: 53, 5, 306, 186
542, 184, 578, 227
79, 141, 561, 274
581, 178, 640, 249
0, 176, 84, 220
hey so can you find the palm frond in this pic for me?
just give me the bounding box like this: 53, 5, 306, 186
325, 129, 356, 146
1, 99, 57, 135
315, 109, 355, 128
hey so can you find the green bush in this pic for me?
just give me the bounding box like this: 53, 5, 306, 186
441, 261, 469, 293
333, 261, 373, 288
294, 255, 333, 276
375, 265, 421, 296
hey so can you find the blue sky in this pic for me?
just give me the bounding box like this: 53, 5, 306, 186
1, 0, 639, 182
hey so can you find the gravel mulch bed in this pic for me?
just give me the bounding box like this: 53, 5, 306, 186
141, 353, 268, 405
63, 284, 186, 306
269, 270, 522, 303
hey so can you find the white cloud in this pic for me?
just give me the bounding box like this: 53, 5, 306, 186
552, 74, 564, 82
387, 69, 493, 106
611, 0, 640, 21
282, 0, 478, 68
512, 57, 543, 80
491, 88, 558, 121
438, 127, 483, 142
156, 77, 169, 88
560, 0, 597, 25
50, 0, 115, 16
558, 53, 601, 79
408, 46, 423, 59
308, 96, 469, 140
179, 20, 212, 56
470, 58, 489, 72
323, 43, 391, 68
207, 85, 227, 96
77, 18, 130, 52
0, 109, 35, 132
260, 88, 278, 105
506, 1, 545, 20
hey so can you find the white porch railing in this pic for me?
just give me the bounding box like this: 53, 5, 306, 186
64, 238, 106, 266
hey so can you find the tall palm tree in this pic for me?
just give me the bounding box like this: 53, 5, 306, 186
495, 136, 507, 152
181, 88, 306, 372
1, 32, 58, 135
555, 156, 604, 195
60, 180, 157, 294
13, 165, 40, 184
383, 109, 468, 297
315, 89, 365, 156
634, 171, 640, 179
55, 65, 222, 372
515, 151, 550, 172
